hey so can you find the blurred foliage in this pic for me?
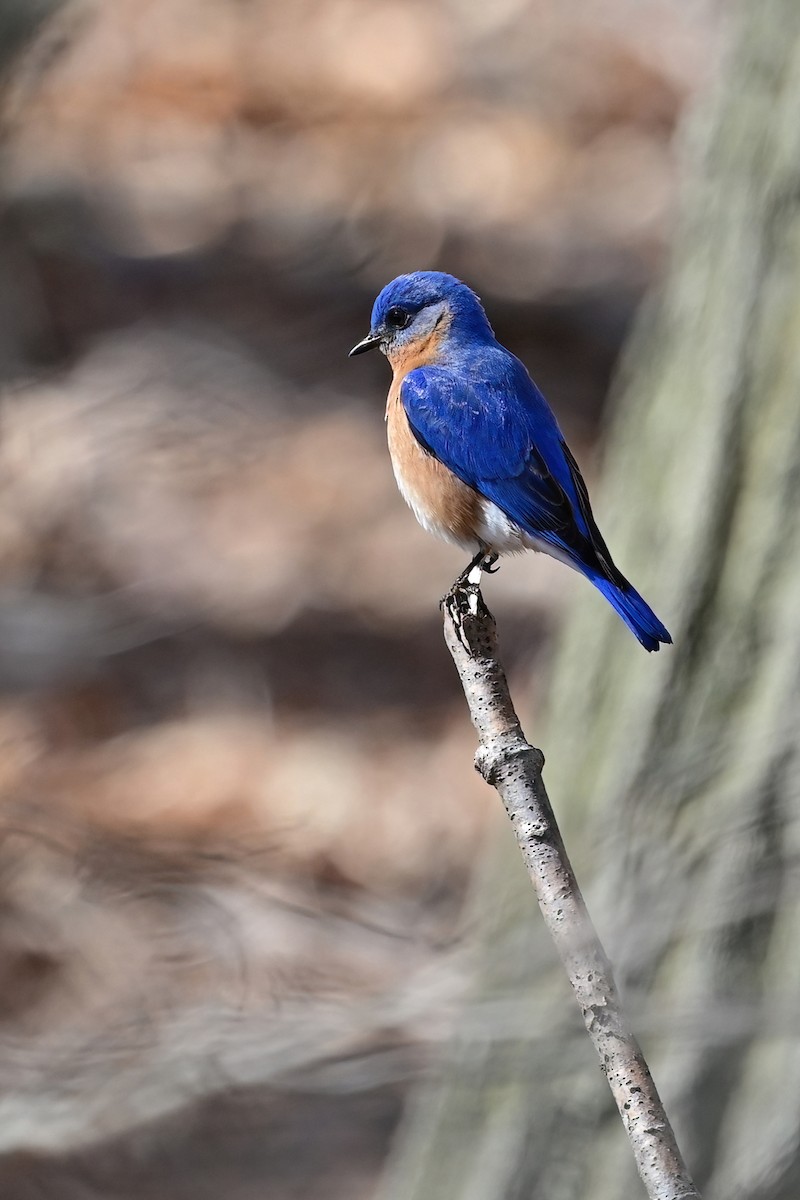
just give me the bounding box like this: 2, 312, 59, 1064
0, 0, 723, 395
0, 2, 729, 1199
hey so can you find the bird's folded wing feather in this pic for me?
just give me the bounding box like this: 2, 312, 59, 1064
400, 356, 606, 567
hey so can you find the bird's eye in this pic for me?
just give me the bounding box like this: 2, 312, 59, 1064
386, 306, 411, 331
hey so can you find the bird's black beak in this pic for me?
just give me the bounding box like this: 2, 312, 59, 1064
349, 332, 382, 357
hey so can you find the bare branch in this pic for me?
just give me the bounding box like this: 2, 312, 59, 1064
442, 572, 700, 1200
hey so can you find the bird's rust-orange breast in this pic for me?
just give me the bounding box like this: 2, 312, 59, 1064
386, 378, 478, 548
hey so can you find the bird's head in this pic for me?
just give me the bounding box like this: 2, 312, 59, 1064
349, 271, 494, 362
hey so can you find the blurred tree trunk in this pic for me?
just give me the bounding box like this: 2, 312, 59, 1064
0, 0, 60, 77
379, 2, 800, 1198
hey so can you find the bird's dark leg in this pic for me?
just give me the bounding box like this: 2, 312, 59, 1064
451, 548, 490, 591
440, 548, 496, 653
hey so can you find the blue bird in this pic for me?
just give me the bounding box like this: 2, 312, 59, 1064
350, 271, 671, 651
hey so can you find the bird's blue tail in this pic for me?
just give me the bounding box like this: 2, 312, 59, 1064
587, 571, 672, 652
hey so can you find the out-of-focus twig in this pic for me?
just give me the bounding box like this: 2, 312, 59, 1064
442, 569, 700, 1200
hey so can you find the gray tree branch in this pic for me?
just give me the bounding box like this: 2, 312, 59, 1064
443, 570, 700, 1200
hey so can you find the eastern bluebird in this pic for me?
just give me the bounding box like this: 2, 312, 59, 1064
350, 271, 671, 651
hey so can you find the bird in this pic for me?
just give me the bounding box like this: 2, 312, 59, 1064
349, 271, 671, 652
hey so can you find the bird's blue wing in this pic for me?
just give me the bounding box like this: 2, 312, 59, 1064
400, 352, 614, 570
400, 350, 671, 650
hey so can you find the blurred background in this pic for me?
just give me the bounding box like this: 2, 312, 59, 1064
0, 2, 737, 1198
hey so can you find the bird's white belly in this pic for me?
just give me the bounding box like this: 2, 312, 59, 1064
474, 497, 527, 553
475, 496, 580, 571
